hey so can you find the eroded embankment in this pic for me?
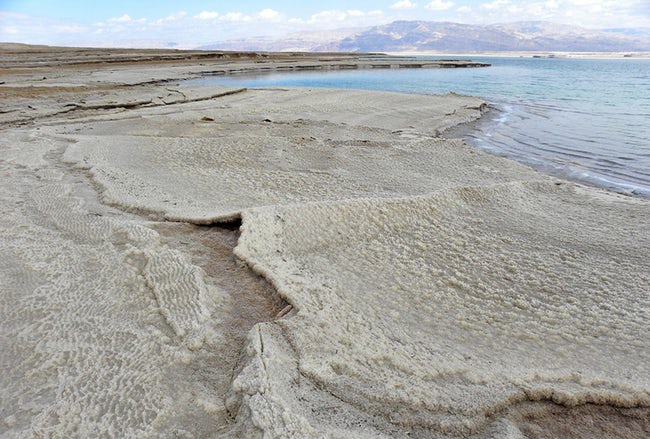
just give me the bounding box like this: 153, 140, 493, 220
0, 83, 248, 129
148, 218, 291, 369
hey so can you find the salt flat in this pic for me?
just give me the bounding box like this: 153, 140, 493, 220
1, 46, 648, 438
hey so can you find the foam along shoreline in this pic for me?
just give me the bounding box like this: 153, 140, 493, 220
444, 104, 650, 199
1, 46, 649, 438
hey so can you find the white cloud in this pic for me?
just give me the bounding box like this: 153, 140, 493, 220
195, 11, 219, 20
0, 12, 93, 46
304, 8, 387, 28
481, 0, 510, 10
154, 11, 187, 25
258, 9, 281, 20
3, 26, 19, 34
564, 0, 597, 5
3, 0, 649, 49
347, 10, 366, 17
390, 0, 417, 9
165, 11, 187, 21
544, 0, 559, 9
54, 24, 87, 33
426, 0, 455, 10
468, 0, 649, 28
220, 12, 251, 22
108, 14, 132, 23
309, 10, 348, 23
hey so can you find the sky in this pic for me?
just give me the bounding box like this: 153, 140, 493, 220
1, 0, 649, 48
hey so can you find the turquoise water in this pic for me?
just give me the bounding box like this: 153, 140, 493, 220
187, 57, 650, 197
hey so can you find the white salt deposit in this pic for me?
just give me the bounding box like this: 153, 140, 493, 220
1, 130, 234, 437
61, 89, 521, 223
235, 180, 649, 436
3, 86, 649, 438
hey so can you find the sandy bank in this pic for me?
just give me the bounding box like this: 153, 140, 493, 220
1, 46, 648, 438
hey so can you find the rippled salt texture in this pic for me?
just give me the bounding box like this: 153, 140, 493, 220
1, 129, 233, 437
6, 87, 650, 438
236, 181, 649, 436
62, 89, 495, 222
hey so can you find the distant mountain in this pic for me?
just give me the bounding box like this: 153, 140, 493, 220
198, 28, 363, 52
200, 20, 650, 53
602, 27, 650, 38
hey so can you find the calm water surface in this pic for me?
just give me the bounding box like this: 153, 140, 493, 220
188, 57, 650, 197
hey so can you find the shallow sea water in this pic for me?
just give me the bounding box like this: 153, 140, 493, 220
188, 56, 650, 197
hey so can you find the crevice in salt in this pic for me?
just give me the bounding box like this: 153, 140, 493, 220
50, 135, 291, 430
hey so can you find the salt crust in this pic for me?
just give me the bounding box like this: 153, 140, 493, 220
61, 88, 517, 223
1, 130, 230, 437
236, 180, 649, 437
6, 87, 649, 437
61, 88, 650, 437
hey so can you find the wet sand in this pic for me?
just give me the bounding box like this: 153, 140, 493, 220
1, 45, 648, 438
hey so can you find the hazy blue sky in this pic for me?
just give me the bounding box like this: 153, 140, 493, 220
1, 0, 648, 48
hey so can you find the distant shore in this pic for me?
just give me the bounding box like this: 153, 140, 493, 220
1, 45, 648, 438
0, 43, 487, 76
388, 50, 650, 59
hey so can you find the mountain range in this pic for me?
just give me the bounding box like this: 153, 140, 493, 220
200, 20, 650, 53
